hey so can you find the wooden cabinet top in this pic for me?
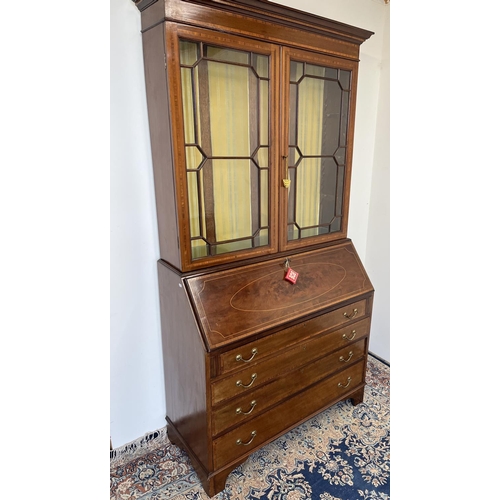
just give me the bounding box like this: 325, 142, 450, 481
134, 0, 373, 48
185, 240, 373, 350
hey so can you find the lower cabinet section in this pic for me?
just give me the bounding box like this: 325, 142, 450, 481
159, 242, 374, 497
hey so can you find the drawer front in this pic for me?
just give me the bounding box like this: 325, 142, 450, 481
213, 360, 365, 470
212, 339, 367, 436
211, 315, 370, 406
218, 299, 367, 375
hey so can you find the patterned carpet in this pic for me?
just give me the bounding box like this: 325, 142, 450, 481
110, 354, 390, 500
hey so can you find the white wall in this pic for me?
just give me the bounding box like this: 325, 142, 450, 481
110, 0, 165, 448
365, 7, 390, 362
110, 0, 390, 448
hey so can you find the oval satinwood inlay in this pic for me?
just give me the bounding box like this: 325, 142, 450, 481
230, 263, 347, 312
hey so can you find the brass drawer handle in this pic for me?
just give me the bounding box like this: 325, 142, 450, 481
236, 430, 257, 446
236, 348, 258, 363
236, 400, 257, 415
343, 308, 358, 320
338, 376, 352, 388
339, 351, 353, 363
236, 373, 257, 388
342, 329, 356, 341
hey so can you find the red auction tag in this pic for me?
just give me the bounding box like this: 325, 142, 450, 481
284, 266, 299, 284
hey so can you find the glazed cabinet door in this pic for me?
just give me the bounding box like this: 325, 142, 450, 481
166, 24, 280, 271
280, 48, 359, 251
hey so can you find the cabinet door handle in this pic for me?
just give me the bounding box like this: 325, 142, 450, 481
236, 400, 257, 415
236, 430, 257, 446
236, 373, 257, 388
283, 154, 291, 189
338, 376, 352, 388
339, 351, 353, 363
343, 308, 358, 319
236, 348, 258, 363
342, 329, 356, 341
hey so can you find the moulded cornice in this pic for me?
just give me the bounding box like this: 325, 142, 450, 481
132, 0, 374, 44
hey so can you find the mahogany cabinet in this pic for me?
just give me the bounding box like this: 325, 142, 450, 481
132, 0, 374, 495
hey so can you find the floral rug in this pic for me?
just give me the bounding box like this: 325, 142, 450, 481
110, 354, 390, 500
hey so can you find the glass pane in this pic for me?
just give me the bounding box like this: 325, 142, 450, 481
290, 61, 303, 82
297, 78, 342, 156
187, 172, 200, 237
252, 53, 269, 78
297, 77, 324, 156
305, 64, 325, 77
301, 227, 319, 238
260, 171, 268, 227
185, 146, 204, 170
179, 41, 270, 260
288, 59, 351, 242
206, 45, 249, 65
334, 147, 346, 166
331, 218, 341, 233
181, 68, 195, 144
339, 70, 351, 90
255, 228, 268, 246
295, 157, 321, 228
325, 67, 339, 80
288, 223, 299, 241
301, 226, 329, 238
255, 147, 269, 167
180, 40, 199, 66
340, 92, 350, 147
260, 80, 269, 146
290, 147, 303, 167
212, 159, 253, 241
336, 166, 345, 215
322, 80, 342, 154
289, 84, 298, 145
287, 167, 296, 223
318, 158, 338, 225
207, 62, 252, 157
191, 239, 208, 259
214, 240, 253, 255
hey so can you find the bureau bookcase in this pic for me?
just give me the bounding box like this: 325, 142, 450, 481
132, 0, 374, 495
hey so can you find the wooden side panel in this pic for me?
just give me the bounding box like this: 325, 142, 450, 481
158, 261, 209, 468
142, 25, 181, 268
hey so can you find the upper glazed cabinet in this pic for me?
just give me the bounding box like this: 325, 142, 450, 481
135, 0, 373, 271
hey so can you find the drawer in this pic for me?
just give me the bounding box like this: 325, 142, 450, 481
218, 299, 367, 375
212, 359, 365, 470
212, 338, 367, 436
211, 315, 370, 406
